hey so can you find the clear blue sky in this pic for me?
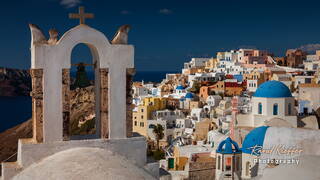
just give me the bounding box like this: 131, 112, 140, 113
0, 0, 320, 71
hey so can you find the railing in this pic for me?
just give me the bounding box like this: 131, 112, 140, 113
0, 151, 17, 176
3, 152, 17, 162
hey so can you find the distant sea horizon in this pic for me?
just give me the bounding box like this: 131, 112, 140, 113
70, 70, 179, 83
0, 71, 178, 133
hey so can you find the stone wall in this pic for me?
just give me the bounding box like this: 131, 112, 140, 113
62, 69, 70, 140
189, 161, 215, 180
100, 68, 108, 138
30, 69, 43, 143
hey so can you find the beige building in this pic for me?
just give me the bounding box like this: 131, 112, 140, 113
271, 73, 292, 89
244, 69, 266, 92
205, 58, 218, 70
194, 119, 217, 141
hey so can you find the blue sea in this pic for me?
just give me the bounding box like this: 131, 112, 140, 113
71, 70, 178, 83
0, 96, 32, 133
0, 71, 177, 133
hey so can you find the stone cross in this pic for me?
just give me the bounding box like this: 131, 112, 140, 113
69, 6, 94, 25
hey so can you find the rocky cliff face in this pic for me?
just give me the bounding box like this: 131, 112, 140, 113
0, 67, 31, 96
0, 86, 95, 163
70, 86, 96, 135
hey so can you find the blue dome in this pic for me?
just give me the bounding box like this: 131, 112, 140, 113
185, 92, 194, 99
254, 80, 292, 98
241, 126, 269, 155
216, 137, 241, 154
176, 85, 185, 90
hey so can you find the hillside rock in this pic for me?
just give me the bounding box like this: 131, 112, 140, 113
0, 86, 95, 163
70, 86, 96, 135
0, 67, 31, 96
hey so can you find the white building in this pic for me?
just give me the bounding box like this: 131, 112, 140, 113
147, 120, 174, 143
183, 58, 211, 69
154, 109, 185, 128
133, 86, 149, 97
190, 108, 206, 122
206, 95, 222, 107
238, 81, 297, 128
298, 83, 320, 111
294, 76, 313, 88
176, 118, 193, 129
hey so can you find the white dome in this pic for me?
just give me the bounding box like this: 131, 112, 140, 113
264, 117, 294, 128
260, 155, 320, 180
13, 147, 156, 180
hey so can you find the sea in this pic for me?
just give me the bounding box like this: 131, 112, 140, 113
0, 71, 177, 133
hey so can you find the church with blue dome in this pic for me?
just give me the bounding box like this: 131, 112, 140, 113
251, 80, 297, 127
215, 125, 320, 180
213, 80, 320, 180
237, 80, 297, 128
215, 127, 270, 179
215, 137, 242, 180
253, 80, 292, 98
241, 126, 269, 155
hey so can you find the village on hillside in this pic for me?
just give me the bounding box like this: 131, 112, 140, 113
0, 4, 320, 180
131, 49, 320, 179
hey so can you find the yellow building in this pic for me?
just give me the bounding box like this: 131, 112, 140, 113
243, 69, 265, 81
133, 97, 167, 136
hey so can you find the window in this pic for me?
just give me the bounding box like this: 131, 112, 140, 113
258, 103, 262, 114
288, 103, 292, 115
134, 121, 137, 126
217, 156, 221, 170
140, 122, 144, 127
141, 108, 144, 112
273, 103, 278, 115
141, 115, 144, 119
225, 157, 232, 171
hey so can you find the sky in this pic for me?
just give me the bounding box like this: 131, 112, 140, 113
0, 0, 320, 71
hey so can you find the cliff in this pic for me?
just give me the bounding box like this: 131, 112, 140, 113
0, 67, 31, 96
0, 86, 95, 163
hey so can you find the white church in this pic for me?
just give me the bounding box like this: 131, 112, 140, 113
237, 80, 297, 128
213, 80, 320, 180
214, 126, 320, 180
1, 7, 158, 180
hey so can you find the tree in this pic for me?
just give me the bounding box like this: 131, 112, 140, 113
152, 124, 164, 150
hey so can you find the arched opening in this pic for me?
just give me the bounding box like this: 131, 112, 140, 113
258, 102, 262, 114
225, 157, 232, 171
68, 43, 100, 139
273, 103, 278, 115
